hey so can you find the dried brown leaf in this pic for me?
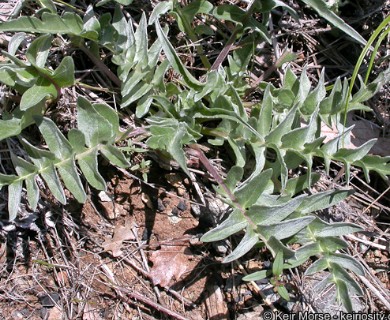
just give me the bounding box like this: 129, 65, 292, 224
321, 115, 390, 156
101, 219, 135, 257
149, 245, 190, 287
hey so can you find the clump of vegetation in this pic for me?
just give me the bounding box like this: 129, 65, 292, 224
0, 0, 388, 314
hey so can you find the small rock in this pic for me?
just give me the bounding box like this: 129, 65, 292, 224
168, 209, 182, 224
39, 292, 60, 308
98, 191, 113, 202
177, 200, 187, 211
157, 199, 165, 212
191, 204, 201, 217
213, 240, 229, 255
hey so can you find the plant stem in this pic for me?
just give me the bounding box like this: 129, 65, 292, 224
78, 43, 121, 87
210, 0, 258, 71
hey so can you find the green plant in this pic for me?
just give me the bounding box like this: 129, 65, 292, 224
0, 0, 388, 312
145, 29, 389, 311
0, 97, 129, 220
244, 251, 291, 301
130, 159, 152, 182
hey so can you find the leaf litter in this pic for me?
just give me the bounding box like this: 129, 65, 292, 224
149, 245, 191, 287
101, 218, 135, 257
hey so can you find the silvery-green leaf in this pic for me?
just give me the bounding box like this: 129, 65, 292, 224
228, 132, 249, 165
224, 166, 244, 191
305, 257, 328, 275
20, 138, 56, 168
281, 111, 317, 150
266, 237, 296, 259
259, 216, 315, 240
333, 139, 376, 163
278, 286, 290, 301
304, 137, 325, 153
121, 69, 149, 99
52, 56, 75, 88
223, 227, 259, 263
20, 78, 57, 110
136, 96, 154, 119
274, 146, 288, 190
294, 68, 311, 108
93, 103, 120, 138
155, 21, 203, 90
26, 34, 52, 68
148, 38, 163, 68
77, 97, 114, 146
297, 189, 353, 215
286, 243, 321, 268
335, 279, 353, 313
0, 118, 22, 140
11, 154, 39, 211
320, 126, 354, 171
78, 149, 106, 191
300, 0, 366, 46
8, 32, 27, 56
309, 219, 362, 238
0, 67, 17, 86
242, 270, 270, 281
0, 173, 19, 190
327, 253, 364, 276
81, 5, 100, 41
40, 164, 66, 204
151, 59, 170, 87
8, 180, 22, 220
100, 145, 130, 168
122, 82, 153, 108
318, 237, 348, 252
113, 0, 134, 4
355, 155, 390, 182
284, 173, 320, 197
112, 4, 132, 52
320, 77, 343, 115
194, 71, 222, 102
234, 168, 273, 208
330, 262, 363, 296
265, 106, 297, 146
283, 67, 298, 92
0, 12, 84, 35
36, 117, 73, 159
278, 89, 295, 108
301, 70, 326, 115
134, 13, 148, 67
212, 5, 245, 25
68, 129, 106, 191
149, 1, 173, 25
57, 159, 86, 203
37, 0, 57, 13
201, 209, 246, 242
273, 251, 284, 276
248, 195, 305, 225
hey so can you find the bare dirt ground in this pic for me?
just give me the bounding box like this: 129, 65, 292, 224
0, 1, 389, 319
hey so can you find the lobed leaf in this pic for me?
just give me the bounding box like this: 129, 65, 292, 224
223, 227, 259, 263
155, 21, 203, 90
259, 216, 315, 240
201, 209, 246, 242
0, 12, 84, 35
